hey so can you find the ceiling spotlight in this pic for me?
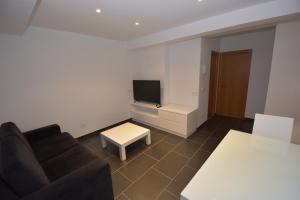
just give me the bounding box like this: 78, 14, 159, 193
96, 8, 101, 13
135, 22, 140, 26
198, 0, 203, 2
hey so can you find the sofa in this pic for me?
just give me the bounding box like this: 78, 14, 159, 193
0, 122, 114, 200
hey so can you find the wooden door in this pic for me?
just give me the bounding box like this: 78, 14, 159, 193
208, 51, 220, 119
216, 50, 252, 119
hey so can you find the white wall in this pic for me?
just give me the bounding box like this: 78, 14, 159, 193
130, 45, 168, 104
220, 29, 275, 118
0, 27, 130, 138
167, 39, 201, 107
130, 39, 202, 108
265, 20, 300, 144
199, 38, 220, 125
130, 29, 275, 128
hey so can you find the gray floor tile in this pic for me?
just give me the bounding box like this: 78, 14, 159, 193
78, 116, 254, 200
163, 134, 183, 145
212, 124, 230, 141
154, 152, 188, 179
105, 155, 128, 172
199, 116, 225, 132
188, 150, 211, 170
119, 154, 157, 181
126, 141, 151, 161
112, 172, 132, 197
188, 130, 211, 145
125, 169, 170, 200
173, 140, 200, 157
144, 141, 174, 160
157, 190, 178, 200
239, 118, 254, 133
166, 167, 197, 197
151, 130, 168, 145
115, 193, 129, 200
201, 138, 221, 152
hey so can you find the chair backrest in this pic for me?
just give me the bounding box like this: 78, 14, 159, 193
252, 114, 294, 142
0, 123, 49, 197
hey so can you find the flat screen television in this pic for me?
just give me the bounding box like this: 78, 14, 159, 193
133, 80, 161, 106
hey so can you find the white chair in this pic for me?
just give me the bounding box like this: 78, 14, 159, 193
252, 114, 294, 142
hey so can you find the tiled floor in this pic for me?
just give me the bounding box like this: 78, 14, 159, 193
79, 116, 254, 200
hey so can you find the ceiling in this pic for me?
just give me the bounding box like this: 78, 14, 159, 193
31, 0, 275, 41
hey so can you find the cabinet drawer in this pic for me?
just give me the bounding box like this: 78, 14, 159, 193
159, 110, 186, 123
159, 119, 186, 134
131, 111, 159, 125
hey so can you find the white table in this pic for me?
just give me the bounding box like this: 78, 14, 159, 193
181, 130, 300, 200
101, 122, 151, 161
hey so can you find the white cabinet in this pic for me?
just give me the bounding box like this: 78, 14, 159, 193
131, 102, 198, 138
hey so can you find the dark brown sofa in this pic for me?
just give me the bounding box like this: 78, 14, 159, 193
0, 122, 114, 200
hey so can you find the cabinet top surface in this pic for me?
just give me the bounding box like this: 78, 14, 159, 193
132, 102, 197, 114
160, 104, 197, 114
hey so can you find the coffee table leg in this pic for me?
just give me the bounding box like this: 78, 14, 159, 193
120, 146, 126, 161
146, 133, 151, 145
101, 136, 107, 148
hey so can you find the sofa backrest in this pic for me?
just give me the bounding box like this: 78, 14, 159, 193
0, 123, 49, 197
1, 122, 33, 152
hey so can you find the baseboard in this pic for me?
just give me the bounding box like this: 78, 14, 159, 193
244, 117, 254, 120
77, 118, 132, 141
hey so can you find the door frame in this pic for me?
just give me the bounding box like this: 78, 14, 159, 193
207, 51, 220, 119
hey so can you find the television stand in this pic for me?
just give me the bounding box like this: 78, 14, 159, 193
131, 102, 198, 138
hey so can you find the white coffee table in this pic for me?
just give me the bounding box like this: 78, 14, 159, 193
101, 122, 151, 161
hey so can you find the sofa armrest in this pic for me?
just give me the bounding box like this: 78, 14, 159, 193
23, 124, 62, 142
21, 159, 114, 200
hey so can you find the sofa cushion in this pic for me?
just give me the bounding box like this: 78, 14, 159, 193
0, 128, 49, 197
30, 132, 79, 163
42, 145, 97, 181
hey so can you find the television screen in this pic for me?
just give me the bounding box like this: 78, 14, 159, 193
133, 80, 161, 105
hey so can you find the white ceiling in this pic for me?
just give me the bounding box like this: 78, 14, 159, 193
32, 0, 275, 41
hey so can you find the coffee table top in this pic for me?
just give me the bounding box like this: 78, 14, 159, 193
101, 122, 150, 146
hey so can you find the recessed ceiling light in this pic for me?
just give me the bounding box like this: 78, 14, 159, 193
96, 8, 101, 13
135, 22, 140, 26
198, 0, 203, 2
